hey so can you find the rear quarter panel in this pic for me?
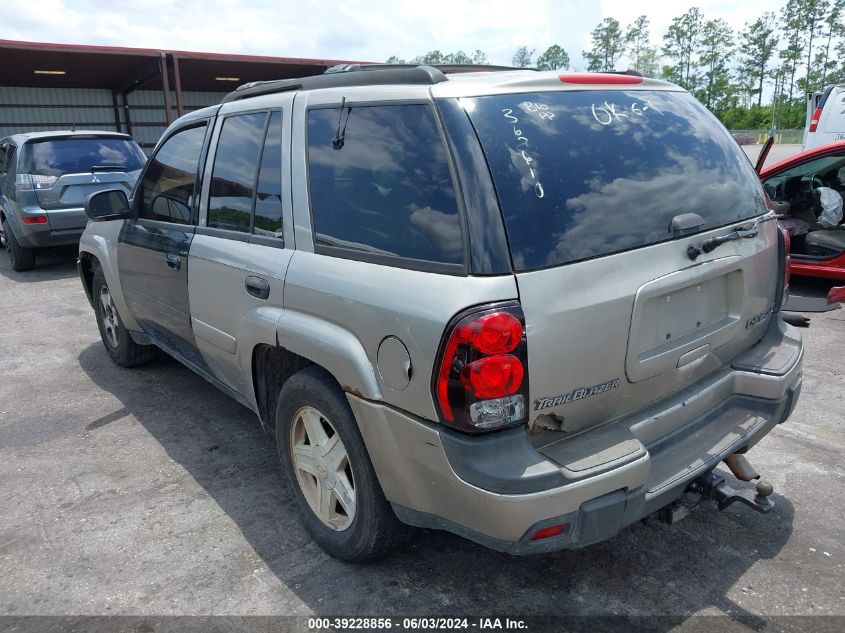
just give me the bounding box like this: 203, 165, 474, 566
282, 251, 518, 419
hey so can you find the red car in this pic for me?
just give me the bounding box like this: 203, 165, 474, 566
757, 140, 845, 280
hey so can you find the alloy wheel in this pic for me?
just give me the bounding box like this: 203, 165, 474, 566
99, 286, 120, 349
289, 405, 356, 531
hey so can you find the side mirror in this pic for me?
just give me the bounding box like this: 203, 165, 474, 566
85, 189, 131, 222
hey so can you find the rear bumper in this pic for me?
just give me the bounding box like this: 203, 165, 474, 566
13, 206, 87, 248
18, 226, 85, 248
350, 317, 803, 554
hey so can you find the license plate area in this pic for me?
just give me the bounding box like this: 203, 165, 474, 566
626, 259, 744, 383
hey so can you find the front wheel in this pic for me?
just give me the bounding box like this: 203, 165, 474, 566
92, 266, 156, 367
276, 366, 410, 562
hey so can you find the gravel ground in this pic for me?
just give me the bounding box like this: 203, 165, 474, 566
0, 246, 842, 632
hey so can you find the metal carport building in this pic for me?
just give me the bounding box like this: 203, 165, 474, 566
0, 39, 359, 151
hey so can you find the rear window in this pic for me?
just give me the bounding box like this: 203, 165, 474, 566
460, 90, 766, 270
23, 137, 145, 177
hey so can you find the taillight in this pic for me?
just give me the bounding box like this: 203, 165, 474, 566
22, 215, 47, 224
434, 302, 529, 433
808, 107, 822, 133
16, 174, 57, 191
460, 355, 524, 398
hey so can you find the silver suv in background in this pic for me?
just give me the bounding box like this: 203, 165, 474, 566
78, 65, 803, 562
0, 131, 145, 271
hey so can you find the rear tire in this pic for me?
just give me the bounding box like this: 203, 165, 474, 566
92, 266, 157, 367
276, 366, 411, 562
3, 220, 36, 272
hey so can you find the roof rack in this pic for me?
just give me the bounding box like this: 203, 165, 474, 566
221, 63, 527, 103
324, 63, 523, 75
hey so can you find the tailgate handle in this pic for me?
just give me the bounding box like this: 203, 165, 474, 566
677, 344, 710, 369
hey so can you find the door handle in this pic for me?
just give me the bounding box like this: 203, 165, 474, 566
245, 275, 270, 300
165, 253, 181, 271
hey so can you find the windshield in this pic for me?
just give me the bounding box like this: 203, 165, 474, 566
23, 137, 145, 177
459, 90, 766, 270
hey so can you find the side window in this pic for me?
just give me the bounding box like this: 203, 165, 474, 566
253, 111, 283, 238
207, 112, 267, 233
139, 124, 207, 224
6, 146, 17, 180
307, 104, 463, 265
0, 145, 16, 176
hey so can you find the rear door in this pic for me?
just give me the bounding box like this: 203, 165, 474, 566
188, 104, 294, 396
20, 135, 144, 229
118, 121, 211, 369
460, 88, 777, 435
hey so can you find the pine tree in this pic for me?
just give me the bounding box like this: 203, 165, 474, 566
512, 46, 535, 68
738, 13, 779, 107
697, 19, 735, 111
536, 45, 570, 71
584, 18, 625, 71
662, 8, 704, 90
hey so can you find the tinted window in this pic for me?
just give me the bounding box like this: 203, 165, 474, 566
24, 137, 145, 177
254, 111, 283, 238
208, 112, 267, 233
140, 124, 207, 224
0, 145, 8, 173
6, 146, 16, 179
462, 91, 767, 270
307, 104, 462, 264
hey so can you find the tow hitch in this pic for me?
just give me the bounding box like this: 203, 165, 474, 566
688, 454, 775, 514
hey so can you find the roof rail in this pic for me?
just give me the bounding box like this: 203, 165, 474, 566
325, 63, 525, 75
221, 65, 446, 103
221, 63, 530, 103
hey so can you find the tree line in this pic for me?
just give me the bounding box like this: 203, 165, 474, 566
387, 0, 845, 131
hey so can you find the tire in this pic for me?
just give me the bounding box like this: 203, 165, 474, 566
3, 219, 36, 272
92, 266, 157, 367
276, 365, 411, 562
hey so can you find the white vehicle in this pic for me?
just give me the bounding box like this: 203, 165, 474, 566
803, 83, 845, 150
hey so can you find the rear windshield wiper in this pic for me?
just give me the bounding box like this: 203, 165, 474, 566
687, 215, 781, 261
89, 164, 129, 172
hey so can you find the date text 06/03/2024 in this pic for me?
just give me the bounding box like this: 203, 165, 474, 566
307, 617, 528, 630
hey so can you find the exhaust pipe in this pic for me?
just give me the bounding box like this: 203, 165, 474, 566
724, 453, 760, 482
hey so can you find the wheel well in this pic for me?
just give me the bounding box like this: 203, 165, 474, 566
252, 344, 314, 433
78, 253, 98, 307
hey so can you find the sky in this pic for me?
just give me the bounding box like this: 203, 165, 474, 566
0, 0, 778, 68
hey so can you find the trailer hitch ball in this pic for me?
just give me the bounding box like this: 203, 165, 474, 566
688, 469, 775, 514
755, 480, 774, 505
